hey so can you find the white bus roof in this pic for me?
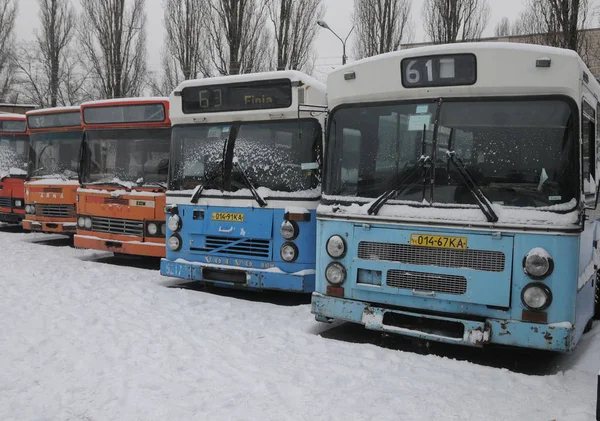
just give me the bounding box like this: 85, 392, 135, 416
81, 97, 169, 107
327, 42, 599, 109
26, 105, 81, 116
170, 70, 327, 125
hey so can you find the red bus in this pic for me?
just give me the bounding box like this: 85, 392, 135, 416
0, 113, 29, 224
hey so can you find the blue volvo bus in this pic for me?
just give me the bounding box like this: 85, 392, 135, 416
161, 71, 327, 292
312, 43, 600, 352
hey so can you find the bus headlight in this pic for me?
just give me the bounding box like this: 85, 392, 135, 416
280, 220, 298, 240
524, 248, 553, 278
167, 214, 181, 232
14, 200, 22, 207
280, 242, 298, 262
326, 235, 346, 258
168, 235, 182, 251
521, 283, 552, 311
25, 204, 35, 214
147, 222, 158, 235
325, 262, 346, 285
77, 216, 86, 228
160, 223, 166, 236
84, 216, 92, 229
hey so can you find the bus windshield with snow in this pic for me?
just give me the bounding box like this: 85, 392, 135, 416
23, 107, 82, 235
0, 113, 29, 224
312, 43, 600, 352
75, 98, 171, 257
161, 71, 327, 292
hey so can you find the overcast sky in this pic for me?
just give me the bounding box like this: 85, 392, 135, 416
13, 0, 593, 81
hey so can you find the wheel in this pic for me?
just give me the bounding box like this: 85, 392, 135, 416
584, 318, 594, 333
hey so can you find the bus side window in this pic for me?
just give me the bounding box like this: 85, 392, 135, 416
582, 101, 595, 194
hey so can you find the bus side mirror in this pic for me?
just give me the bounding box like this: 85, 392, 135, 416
584, 175, 598, 209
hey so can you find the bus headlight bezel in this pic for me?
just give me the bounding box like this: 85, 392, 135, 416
168, 234, 182, 251
521, 283, 552, 311
25, 204, 35, 214
523, 248, 553, 279
280, 242, 299, 262
167, 214, 182, 232
280, 220, 299, 240
326, 235, 346, 258
325, 262, 347, 286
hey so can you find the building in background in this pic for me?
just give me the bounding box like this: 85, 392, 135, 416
0, 104, 37, 114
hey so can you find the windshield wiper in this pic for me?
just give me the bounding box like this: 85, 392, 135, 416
86, 179, 132, 190
368, 155, 431, 215
446, 150, 499, 223
137, 179, 167, 189
190, 169, 221, 204
232, 158, 267, 208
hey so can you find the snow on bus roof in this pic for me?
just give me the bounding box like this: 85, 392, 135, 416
0, 113, 25, 120
173, 70, 326, 92
81, 97, 169, 107
26, 105, 80, 116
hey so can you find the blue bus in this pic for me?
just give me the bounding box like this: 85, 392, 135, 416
161, 71, 327, 292
312, 43, 600, 352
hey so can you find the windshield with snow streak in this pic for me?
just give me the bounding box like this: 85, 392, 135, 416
28, 130, 82, 179
325, 99, 578, 209
80, 128, 171, 186
169, 119, 322, 194
0, 134, 29, 176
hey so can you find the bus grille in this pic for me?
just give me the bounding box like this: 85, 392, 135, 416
195, 236, 271, 258
91, 216, 144, 236
387, 270, 467, 295
36, 204, 76, 218
0, 197, 11, 208
358, 241, 505, 272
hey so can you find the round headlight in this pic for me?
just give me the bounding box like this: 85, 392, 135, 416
167, 214, 181, 232
280, 220, 298, 240
14, 200, 22, 207
524, 248, 553, 278
84, 216, 92, 229
280, 242, 298, 262
160, 223, 166, 236
25, 205, 31, 214
325, 262, 346, 285
521, 283, 552, 311
147, 222, 158, 235
168, 235, 182, 251
326, 235, 346, 258
77, 216, 86, 228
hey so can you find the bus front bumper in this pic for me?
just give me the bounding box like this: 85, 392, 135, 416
311, 293, 575, 352
160, 258, 315, 293
74, 234, 165, 258
0, 211, 24, 224
23, 219, 76, 234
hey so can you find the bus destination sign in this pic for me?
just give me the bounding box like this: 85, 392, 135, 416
83, 103, 166, 124
401, 54, 477, 88
182, 80, 293, 114
27, 111, 81, 129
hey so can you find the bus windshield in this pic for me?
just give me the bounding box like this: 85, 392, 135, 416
29, 130, 82, 179
170, 120, 322, 195
325, 99, 578, 209
0, 134, 29, 176
81, 128, 171, 186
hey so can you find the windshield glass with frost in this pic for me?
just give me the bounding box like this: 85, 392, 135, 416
325, 99, 578, 208
0, 134, 29, 176
80, 128, 171, 186
170, 120, 322, 194
28, 130, 82, 179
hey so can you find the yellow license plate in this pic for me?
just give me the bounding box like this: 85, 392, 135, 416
409, 234, 467, 250
212, 212, 245, 222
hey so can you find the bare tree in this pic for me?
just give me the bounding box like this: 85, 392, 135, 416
15, 0, 76, 107
352, 0, 412, 60
162, 0, 211, 91
422, 0, 490, 44
0, 0, 18, 102
494, 16, 511, 37
269, 0, 324, 71
79, 0, 148, 99
515, 0, 588, 53
207, 0, 271, 75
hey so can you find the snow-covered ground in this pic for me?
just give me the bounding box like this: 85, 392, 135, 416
0, 228, 598, 421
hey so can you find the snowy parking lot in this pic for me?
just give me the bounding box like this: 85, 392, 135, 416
0, 228, 598, 421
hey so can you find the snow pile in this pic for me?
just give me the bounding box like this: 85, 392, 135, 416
0, 232, 597, 420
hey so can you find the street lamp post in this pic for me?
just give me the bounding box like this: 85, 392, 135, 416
317, 20, 354, 66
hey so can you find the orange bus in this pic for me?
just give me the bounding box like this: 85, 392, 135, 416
0, 113, 29, 224
23, 106, 82, 235
74, 98, 171, 257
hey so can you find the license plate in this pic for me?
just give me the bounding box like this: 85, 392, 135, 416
211, 212, 244, 222
409, 234, 467, 250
